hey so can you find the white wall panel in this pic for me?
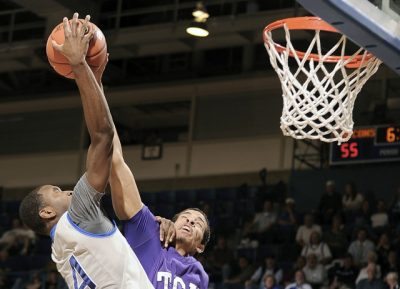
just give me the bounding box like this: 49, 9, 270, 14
0, 136, 292, 188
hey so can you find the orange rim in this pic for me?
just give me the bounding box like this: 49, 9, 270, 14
263, 16, 375, 68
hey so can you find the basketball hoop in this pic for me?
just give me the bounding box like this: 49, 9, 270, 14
263, 16, 382, 144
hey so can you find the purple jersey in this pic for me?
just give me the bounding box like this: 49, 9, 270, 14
124, 205, 209, 289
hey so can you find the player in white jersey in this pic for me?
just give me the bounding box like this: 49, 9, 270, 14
50, 175, 154, 289
18, 13, 162, 289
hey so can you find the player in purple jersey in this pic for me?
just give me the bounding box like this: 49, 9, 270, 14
108, 130, 210, 289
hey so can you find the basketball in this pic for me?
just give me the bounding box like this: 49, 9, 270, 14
46, 19, 107, 79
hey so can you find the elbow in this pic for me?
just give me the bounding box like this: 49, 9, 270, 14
92, 124, 114, 145
105, 127, 115, 143
103, 129, 114, 152
101, 122, 115, 141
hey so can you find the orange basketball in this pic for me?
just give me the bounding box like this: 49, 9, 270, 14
46, 20, 107, 79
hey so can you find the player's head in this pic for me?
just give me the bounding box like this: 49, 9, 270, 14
19, 185, 73, 235
172, 208, 210, 256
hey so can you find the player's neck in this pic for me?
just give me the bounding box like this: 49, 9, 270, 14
175, 243, 190, 257
46, 218, 60, 237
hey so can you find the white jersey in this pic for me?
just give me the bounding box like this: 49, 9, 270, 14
51, 212, 154, 289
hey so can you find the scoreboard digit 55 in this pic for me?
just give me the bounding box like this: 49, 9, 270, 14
330, 125, 400, 165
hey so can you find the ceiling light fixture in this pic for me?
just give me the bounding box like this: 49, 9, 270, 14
186, 21, 209, 37
192, 2, 210, 19
186, 2, 210, 37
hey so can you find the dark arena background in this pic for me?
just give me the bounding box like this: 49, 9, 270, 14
0, 0, 400, 289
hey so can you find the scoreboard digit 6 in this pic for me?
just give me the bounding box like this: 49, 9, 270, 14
376, 125, 400, 144
330, 125, 400, 165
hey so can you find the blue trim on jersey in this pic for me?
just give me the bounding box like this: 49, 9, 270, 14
69, 255, 96, 289
66, 213, 117, 238
50, 224, 57, 241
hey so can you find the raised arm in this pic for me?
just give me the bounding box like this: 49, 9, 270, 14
94, 69, 175, 246
90, 56, 142, 220
52, 13, 114, 192
108, 129, 142, 220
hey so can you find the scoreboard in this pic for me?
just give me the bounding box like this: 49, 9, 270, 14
330, 125, 400, 165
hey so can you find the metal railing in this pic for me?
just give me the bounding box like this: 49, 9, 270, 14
0, 8, 45, 45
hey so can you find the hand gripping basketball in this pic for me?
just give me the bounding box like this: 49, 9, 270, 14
46, 13, 108, 79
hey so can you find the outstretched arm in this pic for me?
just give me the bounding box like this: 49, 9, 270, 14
52, 13, 114, 192
94, 65, 176, 247
91, 58, 142, 220
109, 130, 142, 220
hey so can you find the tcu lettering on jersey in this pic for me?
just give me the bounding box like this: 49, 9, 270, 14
157, 272, 198, 289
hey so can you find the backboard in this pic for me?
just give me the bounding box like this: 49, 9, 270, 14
296, 0, 400, 74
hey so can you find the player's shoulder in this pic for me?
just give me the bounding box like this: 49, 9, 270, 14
170, 253, 209, 288
182, 255, 207, 273
193, 259, 209, 289
127, 204, 155, 223
194, 258, 206, 272
192, 258, 208, 280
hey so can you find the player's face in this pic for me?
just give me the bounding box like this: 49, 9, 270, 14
174, 209, 207, 254
39, 185, 73, 215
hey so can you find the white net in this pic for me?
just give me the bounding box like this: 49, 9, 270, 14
264, 22, 382, 143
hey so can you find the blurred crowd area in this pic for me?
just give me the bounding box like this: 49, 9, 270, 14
1, 178, 400, 289
0, 215, 64, 289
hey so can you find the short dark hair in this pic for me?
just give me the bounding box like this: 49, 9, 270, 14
172, 208, 211, 246
19, 186, 47, 235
